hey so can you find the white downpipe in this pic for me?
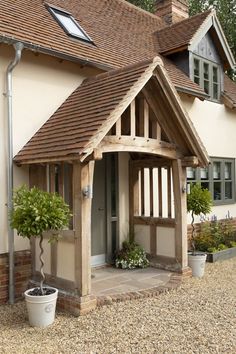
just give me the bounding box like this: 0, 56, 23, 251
6, 42, 24, 304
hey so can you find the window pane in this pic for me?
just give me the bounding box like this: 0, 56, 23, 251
225, 182, 232, 200
54, 11, 88, 39
214, 182, 222, 200
225, 162, 232, 180
187, 167, 196, 180
194, 59, 200, 76
200, 168, 208, 180
213, 83, 218, 99
204, 80, 209, 94
194, 77, 200, 85
213, 66, 218, 83
203, 63, 209, 79
213, 162, 221, 180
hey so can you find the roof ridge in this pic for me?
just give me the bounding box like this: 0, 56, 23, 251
82, 56, 162, 85
155, 9, 213, 34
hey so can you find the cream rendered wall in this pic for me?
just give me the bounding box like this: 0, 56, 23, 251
180, 94, 236, 222
0, 44, 100, 253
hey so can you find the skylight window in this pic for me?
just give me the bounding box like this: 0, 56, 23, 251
48, 5, 92, 43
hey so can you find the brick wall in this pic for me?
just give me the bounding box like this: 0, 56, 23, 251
0, 250, 31, 304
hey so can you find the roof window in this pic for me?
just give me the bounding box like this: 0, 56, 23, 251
47, 5, 92, 43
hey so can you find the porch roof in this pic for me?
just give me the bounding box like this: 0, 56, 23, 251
14, 57, 209, 166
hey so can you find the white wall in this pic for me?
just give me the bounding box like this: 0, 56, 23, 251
181, 94, 236, 222
0, 44, 100, 253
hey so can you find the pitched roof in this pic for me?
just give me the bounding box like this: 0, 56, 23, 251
0, 0, 207, 98
14, 57, 209, 166
222, 75, 236, 110
156, 10, 212, 54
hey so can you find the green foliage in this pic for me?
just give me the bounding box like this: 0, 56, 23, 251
10, 186, 71, 239
187, 183, 212, 216
115, 240, 149, 269
127, 0, 155, 12
195, 219, 236, 252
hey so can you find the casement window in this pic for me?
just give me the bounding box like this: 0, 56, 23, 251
187, 158, 235, 205
193, 55, 220, 101
47, 5, 93, 43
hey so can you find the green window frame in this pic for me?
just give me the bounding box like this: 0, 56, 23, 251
192, 55, 220, 101
187, 158, 235, 205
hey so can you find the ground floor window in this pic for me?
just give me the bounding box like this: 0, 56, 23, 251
187, 158, 235, 205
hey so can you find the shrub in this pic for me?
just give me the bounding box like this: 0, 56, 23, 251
115, 240, 149, 269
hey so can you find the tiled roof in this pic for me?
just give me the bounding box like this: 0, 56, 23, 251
156, 10, 212, 54
0, 0, 206, 97
14, 58, 209, 165
222, 75, 236, 109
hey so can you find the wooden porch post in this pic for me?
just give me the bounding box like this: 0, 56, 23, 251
73, 160, 95, 297
172, 159, 188, 270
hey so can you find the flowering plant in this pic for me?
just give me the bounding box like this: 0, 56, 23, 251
115, 240, 149, 269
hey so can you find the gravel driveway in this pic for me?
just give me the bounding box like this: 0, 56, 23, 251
0, 259, 236, 354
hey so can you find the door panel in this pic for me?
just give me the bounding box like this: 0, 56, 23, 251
91, 160, 106, 258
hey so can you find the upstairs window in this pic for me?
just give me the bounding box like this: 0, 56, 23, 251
47, 5, 92, 43
187, 158, 235, 205
192, 55, 220, 101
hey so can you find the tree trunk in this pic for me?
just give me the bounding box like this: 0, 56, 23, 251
39, 233, 45, 295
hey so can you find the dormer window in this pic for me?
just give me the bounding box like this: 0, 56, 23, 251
192, 55, 220, 101
47, 5, 92, 43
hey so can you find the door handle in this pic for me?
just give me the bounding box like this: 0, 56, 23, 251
98, 207, 105, 211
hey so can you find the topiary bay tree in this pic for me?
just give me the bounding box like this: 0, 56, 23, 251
187, 183, 212, 254
10, 185, 70, 295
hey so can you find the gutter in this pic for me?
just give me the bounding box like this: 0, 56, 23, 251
175, 86, 209, 101
0, 35, 113, 72
6, 42, 24, 304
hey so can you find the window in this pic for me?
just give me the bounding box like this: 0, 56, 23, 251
192, 55, 220, 101
187, 158, 235, 205
47, 5, 92, 43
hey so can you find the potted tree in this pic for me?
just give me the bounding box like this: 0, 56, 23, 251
187, 183, 212, 277
10, 185, 70, 327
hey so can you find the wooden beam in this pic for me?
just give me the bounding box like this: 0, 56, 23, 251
97, 136, 178, 159
130, 100, 136, 137
172, 159, 188, 269
158, 168, 163, 218
150, 168, 153, 217
50, 242, 58, 277
167, 167, 172, 218
115, 117, 121, 136
133, 216, 176, 227
182, 156, 199, 167
73, 161, 95, 296
144, 99, 149, 139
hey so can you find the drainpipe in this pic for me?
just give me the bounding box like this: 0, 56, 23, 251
6, 42, 24, 304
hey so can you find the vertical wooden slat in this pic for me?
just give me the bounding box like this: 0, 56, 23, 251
58, 163, 64, 197
130, 100, 136, 137
133, 167, 140, 217
51, 242, 58, 277
116, 117, 121, 136
150, 225, 157, 255
149, 168, 153, 217
139, 98, 144, 137
73, 161, 94, 296
172, 159, 188, 270
49, 164, 55, 193
141, 168, 145, 216
167, 167, 172, 218
144, 99, 149, 139
158, 167, 163, 217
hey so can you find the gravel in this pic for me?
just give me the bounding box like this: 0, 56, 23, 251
0, 259, 236, 354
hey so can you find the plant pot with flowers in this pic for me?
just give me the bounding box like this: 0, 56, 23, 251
187, 183, 212, 277
10, 185, 70, 327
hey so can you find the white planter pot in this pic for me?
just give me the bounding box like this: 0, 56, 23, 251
188, 253, 207, 278
24, 287, 58, 328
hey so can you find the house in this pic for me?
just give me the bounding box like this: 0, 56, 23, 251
0, 0, 235, 315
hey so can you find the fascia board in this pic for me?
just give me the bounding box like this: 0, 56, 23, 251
212, 16, 236, 69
